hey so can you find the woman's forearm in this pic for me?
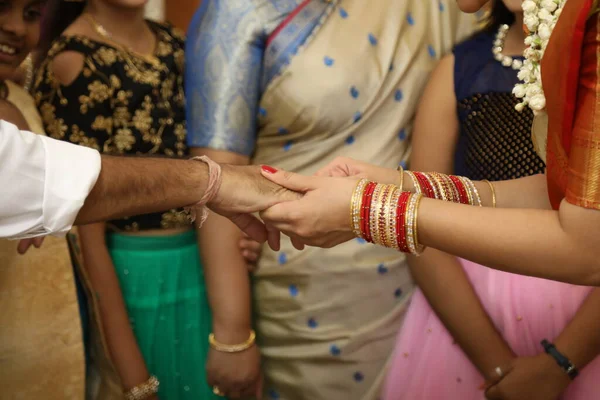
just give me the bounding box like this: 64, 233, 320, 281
198, 213, 254, 343
78, 224, 151, 390
554, 289, 600, 369
409, 252, 514, 380
418, 198, 600, 285
193, 148, 254, 343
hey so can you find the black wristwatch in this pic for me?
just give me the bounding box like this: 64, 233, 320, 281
541, 339, 579, 380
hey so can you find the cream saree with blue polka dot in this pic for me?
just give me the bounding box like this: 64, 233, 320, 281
186, 1, 476, 398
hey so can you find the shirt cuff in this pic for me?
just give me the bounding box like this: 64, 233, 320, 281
41, 137, 101, 236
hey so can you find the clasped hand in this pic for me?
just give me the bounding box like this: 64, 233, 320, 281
212, 157, 399, 250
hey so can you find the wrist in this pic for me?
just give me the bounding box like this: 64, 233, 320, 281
212, 322, 253, 345
539, 353, 572, 387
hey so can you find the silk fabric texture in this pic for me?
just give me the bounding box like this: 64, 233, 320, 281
0, 81, 86, 399
186, 1, 476, 398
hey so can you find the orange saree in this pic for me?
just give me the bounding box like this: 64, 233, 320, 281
543, 0, 600, 210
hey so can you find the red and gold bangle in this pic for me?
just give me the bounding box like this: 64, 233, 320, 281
351, 179, 368, 237
374, 184, 393, 247
413, 172, 436, 199
429, 172, 448, 202
458, 176, 474, 206
369, 183, 384, 244
396, 192, 411, 252
449, 175, 469, 205
405, 171, 422, 195
405, 193, 425, 256
361, 182, 377, 241
423, 173, 440, 199
370, 185, 385, 246
384, 186, 400, 249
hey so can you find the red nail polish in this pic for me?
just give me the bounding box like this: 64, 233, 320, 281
261, 165, 278, 174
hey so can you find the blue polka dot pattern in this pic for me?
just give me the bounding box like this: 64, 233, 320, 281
350, 86, 359, 98
439, 1, 445, 11
407, 13, 415, 25
354, 372, 365, 382
330, 344, 341, 356
399, 160, 408, 170
394, 288, 403, 298
389, 63, 394, 71
324, 56, 335, 66
268, 389, 281, 399
353, 111, 362, 123
378, 264, 389, 274
398, 128, 407, 141
278, 253, 287, 265
308, 318, 318, 329
339, 7, 348, 18
278, 127, 289, 135
258, 107, 267, 117
289, 284, 299, 297
345, 135, 355, 145
394, 89, 403, 102
356, 238, 367, 244
428, 45, 436, 58
368, 33, 378, 46
283, 141, 293, 151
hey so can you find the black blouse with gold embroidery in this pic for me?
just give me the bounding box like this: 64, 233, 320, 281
34, 21, 190, 232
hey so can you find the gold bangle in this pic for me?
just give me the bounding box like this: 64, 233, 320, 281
351, 179, 368, 237
384, 186, 400, 249
428, 172, 447, 202
396, 165, 405, 191
209, 330, 256, 353
482, 179, 497, 208
124, 376, 160, 400
412, 194, 426, 255
405, 171, 421, 194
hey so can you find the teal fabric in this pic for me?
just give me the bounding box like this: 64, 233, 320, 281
107, 230, 220, 400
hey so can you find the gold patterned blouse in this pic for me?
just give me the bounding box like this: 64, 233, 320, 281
34, 21, 189, 232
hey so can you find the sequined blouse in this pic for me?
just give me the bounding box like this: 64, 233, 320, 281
453, 31, 546, 181
34, 21, 189, 232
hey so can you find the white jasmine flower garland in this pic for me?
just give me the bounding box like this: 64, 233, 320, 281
513, 0, 567, 113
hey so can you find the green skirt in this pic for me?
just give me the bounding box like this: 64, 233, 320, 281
107, 230, 220, 400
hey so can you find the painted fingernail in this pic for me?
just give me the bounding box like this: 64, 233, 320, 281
261, 165, 278, 174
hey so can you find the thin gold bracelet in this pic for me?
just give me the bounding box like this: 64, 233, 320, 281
482, 179, 497, 208
396, 165, 405, 191
209, 330, 256, 353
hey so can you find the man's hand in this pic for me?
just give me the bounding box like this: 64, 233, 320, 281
485, 355, 570, 400
17, 237, 45, 254
208, 164, 300, 248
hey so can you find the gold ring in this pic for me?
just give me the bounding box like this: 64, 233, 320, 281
213, 386, 225, 396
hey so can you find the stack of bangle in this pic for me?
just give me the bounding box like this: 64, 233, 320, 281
404, 170, 483, 206
397, 166, 489, 207
124, 376, 160, 400
352, 179, 425, 255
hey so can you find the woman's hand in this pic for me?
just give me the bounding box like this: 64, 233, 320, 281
484, 355, 570, 400
259, 166, 357, 248
315, 156, 400, 183
206, 346, 263, 399
240, 235, 262, 272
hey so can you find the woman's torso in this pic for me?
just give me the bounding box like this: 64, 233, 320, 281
185, 0, 476, 398
34, 20, 190, 234
452, 30, 592, 345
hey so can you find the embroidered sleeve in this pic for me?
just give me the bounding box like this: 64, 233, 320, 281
185, 0, 267, 156
35, 47, 121, 154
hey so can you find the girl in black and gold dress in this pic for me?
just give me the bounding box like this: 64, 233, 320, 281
34, 1, 220, 399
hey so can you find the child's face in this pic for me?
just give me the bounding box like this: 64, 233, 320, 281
0, 0, 43, 81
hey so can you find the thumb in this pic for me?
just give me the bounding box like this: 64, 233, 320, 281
260, 165, 319, 192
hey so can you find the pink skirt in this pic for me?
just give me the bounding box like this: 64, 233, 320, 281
382, 259, 600, 399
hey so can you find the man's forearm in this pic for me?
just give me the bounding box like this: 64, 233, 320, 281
76, 155, 208, 225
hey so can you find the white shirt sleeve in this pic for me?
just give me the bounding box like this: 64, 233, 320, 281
0, 120, 101, 239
